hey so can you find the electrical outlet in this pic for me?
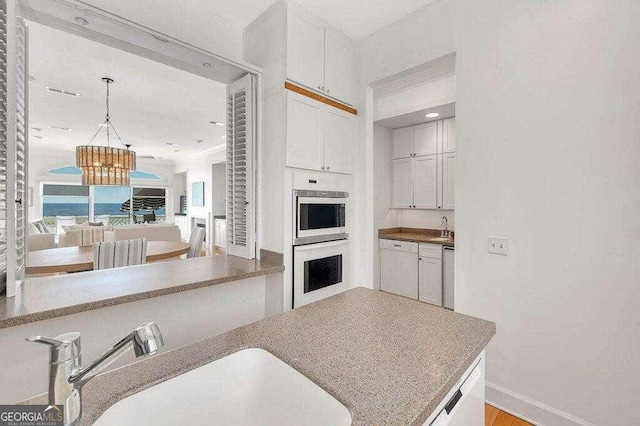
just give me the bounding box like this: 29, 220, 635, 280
488, 236, 509, 255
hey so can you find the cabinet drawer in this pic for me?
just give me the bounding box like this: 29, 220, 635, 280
380, 239, 418, 253
419, 243, 442, 259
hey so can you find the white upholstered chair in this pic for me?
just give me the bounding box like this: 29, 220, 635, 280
94, 214, 110, 225
93, 238, 147, 270
55, 216, 76, 235
187, 226, 206, 258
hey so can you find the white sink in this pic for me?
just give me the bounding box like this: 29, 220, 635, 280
94, 348, 352, 426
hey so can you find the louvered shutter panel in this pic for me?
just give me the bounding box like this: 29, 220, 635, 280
226, 74, 255, 259
2, 0, 27, 296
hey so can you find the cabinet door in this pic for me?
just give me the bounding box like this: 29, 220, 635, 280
323, 106, 354, 174
393, 127, 414, 159
392, 158, 413, 208
442, 152, 455, 210
286, 91, 324, 171
381, 248, 418, 299
413, 155, 438, 209
324, 32, 355, 105
419, 256, 443, 306
287, 11, 325, 93
414, 122, 438, 156
440, 118, 456, 153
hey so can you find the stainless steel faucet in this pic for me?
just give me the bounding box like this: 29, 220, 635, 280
441, 216, 450, 238
27, 323, 164, 426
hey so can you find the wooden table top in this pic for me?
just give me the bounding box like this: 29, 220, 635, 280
26, 241, 191, 275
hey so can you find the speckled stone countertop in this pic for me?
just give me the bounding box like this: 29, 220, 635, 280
26, 287, 495, 425
0, 251, 283, 329
379, 227, 455, 247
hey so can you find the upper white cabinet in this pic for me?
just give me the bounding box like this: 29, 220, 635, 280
287, 12, 325, 93
286, 91, 324, 171
286, 91, 355, 174
440, 117, 456, 153
391, 118, 455, 210
392, 127, 413, 159
323, 31, 356, 105
286, 4, 356, 106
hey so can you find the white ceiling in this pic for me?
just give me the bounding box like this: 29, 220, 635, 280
374, 103, 455, 129
27, 20, 228, 162
80, 0, 439, 41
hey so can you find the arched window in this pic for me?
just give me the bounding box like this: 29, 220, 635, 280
48, 166, 162, 180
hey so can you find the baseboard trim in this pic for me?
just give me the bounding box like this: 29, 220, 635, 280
486, 381, 595, 426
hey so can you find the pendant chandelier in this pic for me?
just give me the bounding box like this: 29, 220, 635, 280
76, 77, 136, 186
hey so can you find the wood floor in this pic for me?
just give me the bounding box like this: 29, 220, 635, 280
486, 404, 534, 426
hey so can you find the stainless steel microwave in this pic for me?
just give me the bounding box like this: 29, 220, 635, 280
294, 190, 348, 246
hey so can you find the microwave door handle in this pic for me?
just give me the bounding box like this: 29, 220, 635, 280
294, 240, 348, 251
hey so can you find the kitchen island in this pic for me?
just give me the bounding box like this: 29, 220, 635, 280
25, 286, 495, 425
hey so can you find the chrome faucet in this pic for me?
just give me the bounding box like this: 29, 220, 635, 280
27, 322, 164, 426
441, 216, 450, 238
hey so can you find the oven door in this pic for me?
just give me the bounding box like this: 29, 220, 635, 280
296, 197, 347, 239
293, 239, 349, 308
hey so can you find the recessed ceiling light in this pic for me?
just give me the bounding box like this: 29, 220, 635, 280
425, 112, 440, 118
166, 143, 180, 146
75, 16, 89, 26
174, 149, 181, 153
49, 125, 72, 131
202, 62, 212, 69
196, 139, 204, 144
33, 135, 43, 139
31, 127, 42, 132
46, 87, 80, 97
209, 121, 224, 126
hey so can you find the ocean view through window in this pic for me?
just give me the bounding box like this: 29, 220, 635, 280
42, 184, 167, 228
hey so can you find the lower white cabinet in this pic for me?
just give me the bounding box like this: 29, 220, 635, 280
214, 218, 227, 250
174, 215, 188, 242
418, 244, 443, 306
380, 240, 446, 307
380, 239, 418, 299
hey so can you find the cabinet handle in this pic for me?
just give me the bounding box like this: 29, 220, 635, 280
326, 166, 330, 171
326, 88, 330, 94
318, 86, 323, 91
321, 166, 325, 171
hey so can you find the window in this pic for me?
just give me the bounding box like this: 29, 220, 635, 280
41, 184, 167, 227
48, 166, 162, 180
93, 186, 132, 226
132, 187, 166, 223
42, 184, 90, 233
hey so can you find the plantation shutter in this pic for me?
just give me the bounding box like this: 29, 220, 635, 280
2, 0, 28, 296
226, 74, 256, 259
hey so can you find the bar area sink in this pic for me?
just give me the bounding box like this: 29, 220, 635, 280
93, 348, 352, 426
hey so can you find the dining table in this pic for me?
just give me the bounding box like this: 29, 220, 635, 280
26, 241, 191, 275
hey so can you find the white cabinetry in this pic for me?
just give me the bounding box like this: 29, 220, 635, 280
418, 244, 443, 306
392, 118, 455, 210
286, 5, 356, 105
174, 215, 188, 242
286, 90, 355, 174
380, 239, 418, 299
214, 218, 227, 251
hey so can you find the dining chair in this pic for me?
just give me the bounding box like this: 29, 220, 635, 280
93, 238, 147, 270
187, 226, 206, 258
55, 216, 76, 235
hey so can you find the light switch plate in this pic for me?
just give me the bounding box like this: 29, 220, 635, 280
488, 236, 509, 255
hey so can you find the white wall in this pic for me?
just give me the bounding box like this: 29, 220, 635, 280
174, 149, 225, 243
374, 75, 455, 122
0, 275, 266, 403
80, 0, 245, 63
173, 172, 186, 214
358, 0, 640, 425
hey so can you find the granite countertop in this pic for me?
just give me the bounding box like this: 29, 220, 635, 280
379, 227, 455, 247
0, 251, 283, 329
26, 287, 495, 425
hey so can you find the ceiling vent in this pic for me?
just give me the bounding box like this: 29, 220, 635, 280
138, 155, 156, 159
45, 86, 80, 97
49, 125, 72, 131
